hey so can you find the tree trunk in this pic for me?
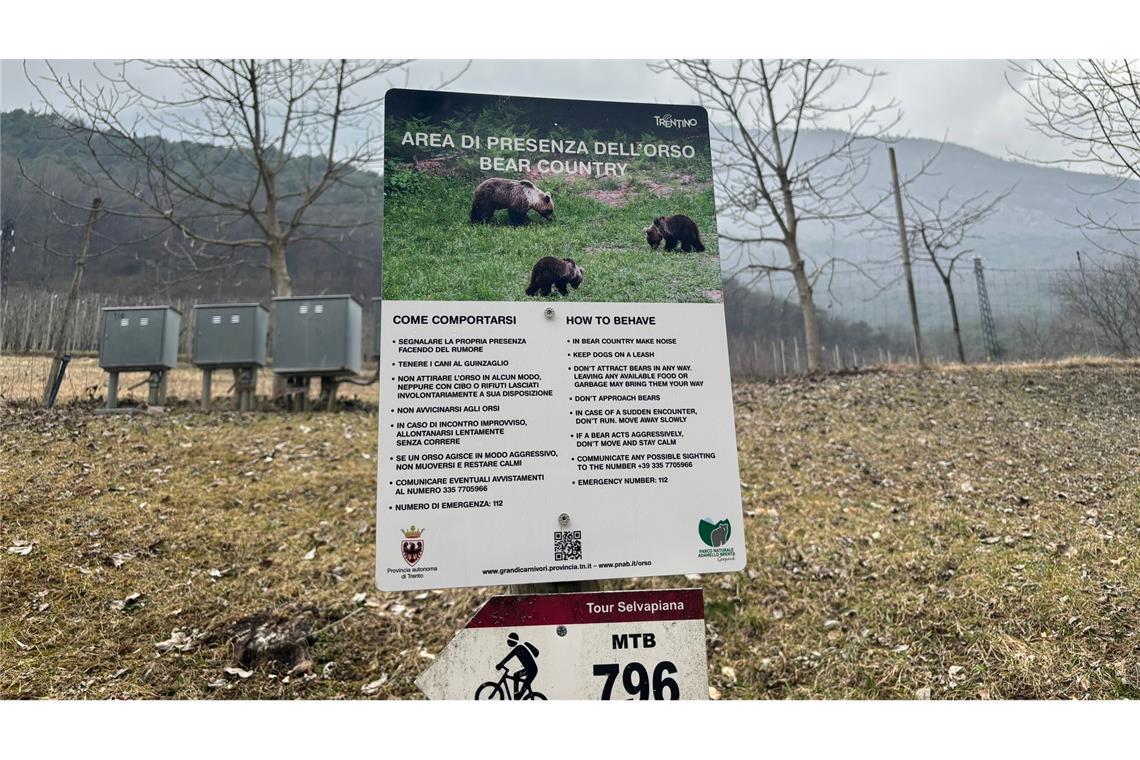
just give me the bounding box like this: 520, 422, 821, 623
43, 198, 101, 406
268, 239, 293, 298
941, 275, 967, 364
268, 238, 293, 401
790, 260, 823, 372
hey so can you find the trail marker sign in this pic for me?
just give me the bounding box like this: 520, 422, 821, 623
416, 589, 708, 700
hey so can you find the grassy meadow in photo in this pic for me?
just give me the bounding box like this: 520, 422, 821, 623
381, 170, 723, 303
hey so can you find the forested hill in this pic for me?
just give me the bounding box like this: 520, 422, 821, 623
0, 109, 383, 302
2, 109, 1133, 302
714, 129, 1137, 273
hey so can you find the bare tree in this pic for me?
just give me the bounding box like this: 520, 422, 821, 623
652, 59, 903, 371
906, 188, 1011, 363
42, 197, 102, 406
24, 59, 467, 297
1053, 256, 1140, 356
1009, 59, 1140, 255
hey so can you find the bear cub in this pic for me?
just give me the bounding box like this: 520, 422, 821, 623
526, 257, 583, 297
470, 178, 554, 225
643, 214, 706, 252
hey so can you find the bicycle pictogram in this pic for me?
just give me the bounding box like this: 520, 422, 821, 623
474, 632, 546, 700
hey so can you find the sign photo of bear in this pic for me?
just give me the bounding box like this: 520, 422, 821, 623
416, 589, 708, 700
376, 89, 745, 591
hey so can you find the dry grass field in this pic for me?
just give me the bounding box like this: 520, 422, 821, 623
3, 358, 1140, 699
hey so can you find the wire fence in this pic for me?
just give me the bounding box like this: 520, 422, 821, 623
726, 257, 1111, 379
0, 257, 1120, 401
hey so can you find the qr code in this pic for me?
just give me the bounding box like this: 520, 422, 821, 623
554, 530, 582, 562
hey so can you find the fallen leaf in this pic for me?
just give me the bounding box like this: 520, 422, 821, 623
155, 629, 196, 653
110, 592, 143, 612
109, 552, 134, 568
224, 666, 253, 679
362, 675, 389, 695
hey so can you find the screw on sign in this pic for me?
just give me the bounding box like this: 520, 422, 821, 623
416, 589, 708, 700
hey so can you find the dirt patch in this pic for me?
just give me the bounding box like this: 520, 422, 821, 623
702, 289, 724, 303
583, 188, 632, 207
218, 604, 321, 670
411, 158, 462, 177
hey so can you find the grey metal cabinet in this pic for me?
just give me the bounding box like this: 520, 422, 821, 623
192, 304, 268, 368
99, 306, 181, 371
271, 295, 362, 375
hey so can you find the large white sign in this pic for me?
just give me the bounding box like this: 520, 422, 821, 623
375, 300, 744, 590
416, 589, 708, 700
377, 89, 744, 591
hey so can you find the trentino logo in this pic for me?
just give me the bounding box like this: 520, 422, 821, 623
400, 525, 424, 566
654, 114, 698, 129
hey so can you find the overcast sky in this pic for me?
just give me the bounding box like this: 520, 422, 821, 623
2, 59, 1067, 165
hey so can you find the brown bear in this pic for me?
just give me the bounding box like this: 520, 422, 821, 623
525, 257, 583, 297
470, 178, 555, 225
644, 224, 665, 249
643, 214, 706, 252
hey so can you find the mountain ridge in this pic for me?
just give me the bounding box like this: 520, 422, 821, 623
3, 109, 1135, 300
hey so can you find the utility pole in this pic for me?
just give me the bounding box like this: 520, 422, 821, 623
888, 147, 925, 368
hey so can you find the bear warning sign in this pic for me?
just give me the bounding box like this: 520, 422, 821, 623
376, 89, 745, 590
